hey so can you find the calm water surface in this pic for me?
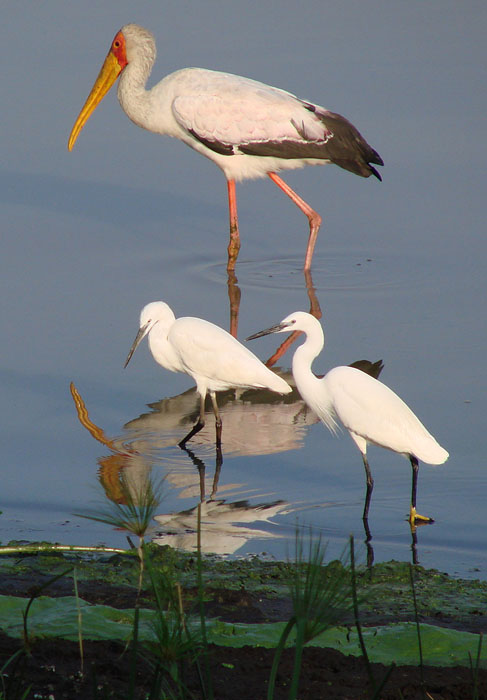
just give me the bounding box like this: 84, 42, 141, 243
1, 3, 486, 580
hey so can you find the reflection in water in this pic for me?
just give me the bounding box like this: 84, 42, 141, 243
180, 443, 223, 501
70, 381, 313, 555
226, 266, 321, 360
153, 498, 289, 555
70, 369, 429, 563
363, 515, 426, 569
123, 376, 315, 456
266, 269, 322, 367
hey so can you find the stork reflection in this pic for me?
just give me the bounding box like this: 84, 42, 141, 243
70, 343, 426, 563
69, 381, 309, 555
227, 266, 321, 341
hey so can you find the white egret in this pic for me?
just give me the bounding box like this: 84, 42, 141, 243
68, 23, 383, 271
247, 312, 448, 524
124, 301, 291, 447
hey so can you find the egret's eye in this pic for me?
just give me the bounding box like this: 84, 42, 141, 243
114, 40, 121, 48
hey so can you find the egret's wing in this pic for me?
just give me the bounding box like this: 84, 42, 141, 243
169, 317, 290, 393
324, 366, 435, 456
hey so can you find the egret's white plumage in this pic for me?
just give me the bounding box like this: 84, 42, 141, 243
247, 311, 448, 523
68, 23, 383, 270
124, 301, 291, 447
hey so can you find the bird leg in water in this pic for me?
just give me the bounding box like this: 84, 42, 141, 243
227, 269, 241, 338
409, 455, 434, 525
211, 445, 223, 499
178, 395, 206, 448
361, 454, 374, 522
227, 179, 240, 271
210, 391, 223, 448
178, 392, 223, 449
268, 172, 322, 271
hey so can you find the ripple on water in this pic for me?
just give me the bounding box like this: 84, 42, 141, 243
190, 251, 425, 294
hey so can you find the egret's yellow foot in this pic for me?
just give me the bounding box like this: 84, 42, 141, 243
409, 505, 435, 526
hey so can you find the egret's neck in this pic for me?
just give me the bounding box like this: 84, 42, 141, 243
147, 320, 181, 373
292, 325, 327, 409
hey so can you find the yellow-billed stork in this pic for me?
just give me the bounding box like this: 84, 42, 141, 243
68, 24, 383, 270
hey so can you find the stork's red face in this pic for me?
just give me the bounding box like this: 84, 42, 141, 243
110, 31, 128, 71
68, 29, 129, 151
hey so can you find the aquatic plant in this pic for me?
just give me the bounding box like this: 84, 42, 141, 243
267, 528, 352, 700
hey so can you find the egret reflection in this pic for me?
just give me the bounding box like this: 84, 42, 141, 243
123, 378, 316, 457
70, 347, 427, 563
153, 498, 290, 555
69, 382, 305, 555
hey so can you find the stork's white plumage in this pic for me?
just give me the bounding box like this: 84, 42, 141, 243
68, 23, 383, 270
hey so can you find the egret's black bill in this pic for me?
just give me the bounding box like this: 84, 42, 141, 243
246, 321, 292, 341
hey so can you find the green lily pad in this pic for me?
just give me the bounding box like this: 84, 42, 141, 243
1, 595, 483, 668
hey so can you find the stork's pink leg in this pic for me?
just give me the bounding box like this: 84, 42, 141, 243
226, 179, 240, 271
268, 172, 322, 270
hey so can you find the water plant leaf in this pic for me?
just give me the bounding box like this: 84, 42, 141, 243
0, 595, 484, 668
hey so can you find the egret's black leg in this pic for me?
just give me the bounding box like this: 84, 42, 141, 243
179, 394, 206, 447
210, 391, 222, 448
409, 455, 434, 525
411, 455, 419, 511
362, 453, 374, 521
